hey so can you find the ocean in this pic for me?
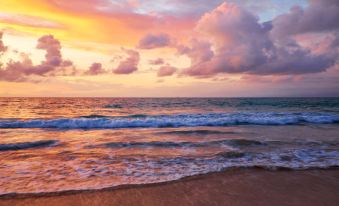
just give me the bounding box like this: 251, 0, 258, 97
0, 97, 339, 195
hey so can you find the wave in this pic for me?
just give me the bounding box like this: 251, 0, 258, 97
0, 140, 338, 195
81, 114, 149, 119
99, 139, 263, 149
0, 165, 338, 198
106, 147, 339, 174
0, 112, 338, 129
80, 115, 109, 118
155, 129, 237, 135
0, 140, 58, 151
103, 104, 123, 109
92, 139, 339, 150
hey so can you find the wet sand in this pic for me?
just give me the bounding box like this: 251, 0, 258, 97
0, 169, 338, 206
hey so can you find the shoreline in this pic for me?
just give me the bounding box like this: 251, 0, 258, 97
1, 168, 338, 206
1, 167, 338, 199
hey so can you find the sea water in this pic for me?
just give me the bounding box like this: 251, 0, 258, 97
0, 97, 338, 194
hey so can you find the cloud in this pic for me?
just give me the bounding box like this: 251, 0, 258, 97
177, 39, 214, 68
61, 60, 73, 67
149, 58, 164, 65
271, 0, 339, 40
1, 1, 338, 82
0, 53, 34, 82
113, 49, 140, 74
0, 33, 74, 82
50, 0, 137, 14
179, 2, 338, 77
37, 35, 63, 67
157, 65, 177, 77
0, 32, 7, 53
0, 13, 64, 29
138, 33, 171, 49
85, 62, 105, 75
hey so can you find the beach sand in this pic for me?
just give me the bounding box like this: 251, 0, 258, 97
0, 168, 338, 206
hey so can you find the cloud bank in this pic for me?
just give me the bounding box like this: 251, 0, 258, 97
179, 1, 338, 77
0, 34, 74, 81
1, 0, 338, 82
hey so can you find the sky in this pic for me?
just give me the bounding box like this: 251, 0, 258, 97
0, 0, 338, 97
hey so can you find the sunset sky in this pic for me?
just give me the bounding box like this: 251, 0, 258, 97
0, 0, 338, 97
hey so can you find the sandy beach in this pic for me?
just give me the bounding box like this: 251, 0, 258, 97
1, 168, 338, 206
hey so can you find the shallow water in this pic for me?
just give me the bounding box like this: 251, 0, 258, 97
0, 98, 338, 195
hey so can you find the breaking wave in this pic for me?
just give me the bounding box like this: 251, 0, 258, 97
0, 112, 338, 129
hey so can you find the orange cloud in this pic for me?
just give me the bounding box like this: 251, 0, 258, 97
0, 0, 195, 47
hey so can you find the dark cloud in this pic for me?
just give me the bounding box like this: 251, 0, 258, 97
0, 34, 74, 82
157, 65, 177, 77
113, 49, 140, 74
179, 1, 338, 77
85, 62, 105, 75
149, 58, 164, 65
271, 0, 339, 40
138, 33, 171, 49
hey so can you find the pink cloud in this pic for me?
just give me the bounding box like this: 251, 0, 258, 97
85, 62, 105, 75
271, 0, 339, 40
157, 65, 177, 77
37, 35, 63, 67
138, 33, 171, 49
177, 39, 214, 69
0, 13, 64, 29
50, 0, 135, 14
149, 58, 164, 65
113, 49, 139, 74
179, 2, 337, 77
0, 33, 74, 82
46, 0, 197, 45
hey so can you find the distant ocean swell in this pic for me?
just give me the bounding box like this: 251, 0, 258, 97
1, 112, 339, 129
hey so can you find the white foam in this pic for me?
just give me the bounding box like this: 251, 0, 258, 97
0, 112, 338, 129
